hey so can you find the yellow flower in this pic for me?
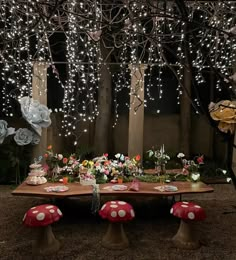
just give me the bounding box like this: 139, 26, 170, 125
82, 160, 88, 166
88, 161, 94, 167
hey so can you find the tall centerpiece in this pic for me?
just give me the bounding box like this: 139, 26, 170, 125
147, 145, 170, 175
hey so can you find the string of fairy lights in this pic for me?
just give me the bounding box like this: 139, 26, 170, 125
0, 0, 236, 144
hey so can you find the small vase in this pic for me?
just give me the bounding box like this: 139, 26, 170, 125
160, 164, 166, 175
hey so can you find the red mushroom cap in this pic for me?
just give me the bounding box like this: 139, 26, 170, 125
99, 200, 135, 222
170, 201, 206, 221
23, 204, 63, 227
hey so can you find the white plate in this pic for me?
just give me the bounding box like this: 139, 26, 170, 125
44, 185, 69, 192
112, 185, 128, 191
154, 185, 178, 192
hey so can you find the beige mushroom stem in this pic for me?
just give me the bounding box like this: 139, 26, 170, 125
172, 219, 200, 249
102, 222, 129, 250
33, 225, 60, 255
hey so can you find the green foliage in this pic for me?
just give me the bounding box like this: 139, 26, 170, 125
75, 145, 94, 161
200, 160, 229, 178
0, 137, 32, 184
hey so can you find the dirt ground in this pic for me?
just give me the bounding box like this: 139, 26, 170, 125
0, 183, 236, 260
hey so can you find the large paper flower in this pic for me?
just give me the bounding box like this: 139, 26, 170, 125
14, 128, 33, 146
19, 96, 51, 136
0, 120, 15, 144
31, 132, 40, 145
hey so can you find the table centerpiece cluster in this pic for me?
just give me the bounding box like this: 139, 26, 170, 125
25, 144, 207, 185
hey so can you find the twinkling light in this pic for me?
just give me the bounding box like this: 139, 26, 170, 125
0, 0, 236, 141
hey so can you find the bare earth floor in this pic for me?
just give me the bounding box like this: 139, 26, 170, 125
0, 184, 236, 260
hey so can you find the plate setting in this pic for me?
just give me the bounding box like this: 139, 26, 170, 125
44, 185, 69, 193
154, 185, 178, 192
112, 185, 128, 191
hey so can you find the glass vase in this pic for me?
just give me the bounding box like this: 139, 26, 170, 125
160, 164, 166, 175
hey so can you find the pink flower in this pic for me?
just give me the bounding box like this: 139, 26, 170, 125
43, 164, 49, 172
197, 156, 204, 164
182, 167, 189, 175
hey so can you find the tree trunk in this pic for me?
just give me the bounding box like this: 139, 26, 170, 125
180, 65, 191, 157
94, 42, 112, 156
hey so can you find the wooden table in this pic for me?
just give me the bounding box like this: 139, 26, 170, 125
12, 181, 214, 198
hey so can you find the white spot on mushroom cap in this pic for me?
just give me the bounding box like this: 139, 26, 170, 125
49, 209, 55, 213
32, 210, 39, 214
130, 209, 135, 217
110, 201, 116, 204
57, 209, 62, 216
31, 207, 36, 209
23, 213, 26, 222
182, 202, 189, 204
46, 205, 54, 209
101, 204, 106, 210
111, 211, 117, 218
110, 205, 118, 208
170, 208, 173, 214
188, 212, 195, 219
194, 205, 201, 208
36, 212, 45, 221
118, 201, 126, 205
118, 210, 126, 217
181, 205, 188, 208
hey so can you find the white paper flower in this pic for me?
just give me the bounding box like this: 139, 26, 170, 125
19, 96, 51, 136
31, 132, 40, 145
14, 128, 33, 146
0, 120, 15, 144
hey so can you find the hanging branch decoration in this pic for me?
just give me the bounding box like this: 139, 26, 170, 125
0, 1, 236, 143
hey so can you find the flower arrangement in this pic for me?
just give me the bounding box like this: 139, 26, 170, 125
147, 145, 170, 174
41, 151, 142, 184
43, 145, 80, 181
177, 153, 204, 182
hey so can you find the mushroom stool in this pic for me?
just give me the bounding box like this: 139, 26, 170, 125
23, 204, 63, 255
99, 200, 135, 249
170, 201, 206, 249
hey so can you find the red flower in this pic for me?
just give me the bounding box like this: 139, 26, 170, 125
104, 153, 108, 157
44, 153, 48, 158
135, 155, 141, 161
63, 158, 68, 164
197, 156, 204, 164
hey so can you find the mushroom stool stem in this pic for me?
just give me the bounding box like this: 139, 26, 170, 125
102, 223, 129, 249
33, 225, 60, 255
172, 219, 200, 249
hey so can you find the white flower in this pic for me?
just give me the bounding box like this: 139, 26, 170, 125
222, 169, 227, 175
147, 150, 154, 157
19, 96, 51, 136
14, 128, 33, 146
177, 153, 185, 158
191, 173, 200, 182
31, 132, 40, 145
0, 120, 15, 144
57, 154, 63, 160
115, 153, 121, 159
